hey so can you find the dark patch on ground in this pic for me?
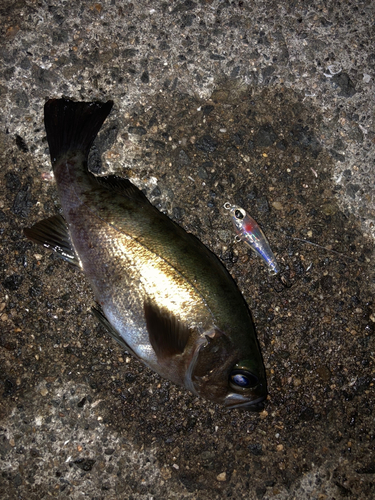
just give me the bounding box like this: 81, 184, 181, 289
0, 80, 374, 498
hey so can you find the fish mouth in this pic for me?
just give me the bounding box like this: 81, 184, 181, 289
224, 393, 267, 411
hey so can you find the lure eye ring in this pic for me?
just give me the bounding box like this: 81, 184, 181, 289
229, 369, 259, 390
234, 208, 246, 220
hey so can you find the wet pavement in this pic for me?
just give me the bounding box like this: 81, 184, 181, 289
0, 1, 374, 499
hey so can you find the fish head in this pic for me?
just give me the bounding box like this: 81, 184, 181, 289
189, 329, 267, 411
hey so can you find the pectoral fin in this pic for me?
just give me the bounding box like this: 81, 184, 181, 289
24, 215, 81, 268
144, 300, 191, 359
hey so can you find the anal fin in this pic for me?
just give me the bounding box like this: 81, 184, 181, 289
24, 214, 81, 268
92, 305, 137, 357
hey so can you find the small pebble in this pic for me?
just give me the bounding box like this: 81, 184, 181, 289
217, 472, 226, 481
272, 201, 283, 211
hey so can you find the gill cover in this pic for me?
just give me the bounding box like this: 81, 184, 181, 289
188, 331, 266, 410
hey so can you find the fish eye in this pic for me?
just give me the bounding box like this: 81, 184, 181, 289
229, 369, 258, 389
234, 209, 244, 220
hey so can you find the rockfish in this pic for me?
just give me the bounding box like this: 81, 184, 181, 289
24, 99, 267, 410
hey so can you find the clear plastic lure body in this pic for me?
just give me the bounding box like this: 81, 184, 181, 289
224, 203, 280, 274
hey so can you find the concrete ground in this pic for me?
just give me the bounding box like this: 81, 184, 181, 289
0, 0, 374, 498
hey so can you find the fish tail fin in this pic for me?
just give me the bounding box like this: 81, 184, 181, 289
44, 98, 114, 166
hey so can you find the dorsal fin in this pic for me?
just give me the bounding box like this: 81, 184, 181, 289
24, 214, 81, 267
144, 300, 191, 359
94, 175, 149, 203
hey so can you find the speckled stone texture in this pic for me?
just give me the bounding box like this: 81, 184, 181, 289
0, 1, 374, 499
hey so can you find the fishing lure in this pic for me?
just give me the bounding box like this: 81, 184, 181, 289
224, 203, 280, 275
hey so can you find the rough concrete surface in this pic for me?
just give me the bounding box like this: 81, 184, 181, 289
0, 1, 374, 498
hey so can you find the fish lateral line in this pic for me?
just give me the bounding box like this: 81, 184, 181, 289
56, 148, 224, 335
69, 181, 220, 328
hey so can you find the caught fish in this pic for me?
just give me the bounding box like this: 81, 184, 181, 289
225, 203, 280, 275
24, 99, 267, 410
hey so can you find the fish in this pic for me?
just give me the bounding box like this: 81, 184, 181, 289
24, 98, 267, 410
225, 203, 280, 275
